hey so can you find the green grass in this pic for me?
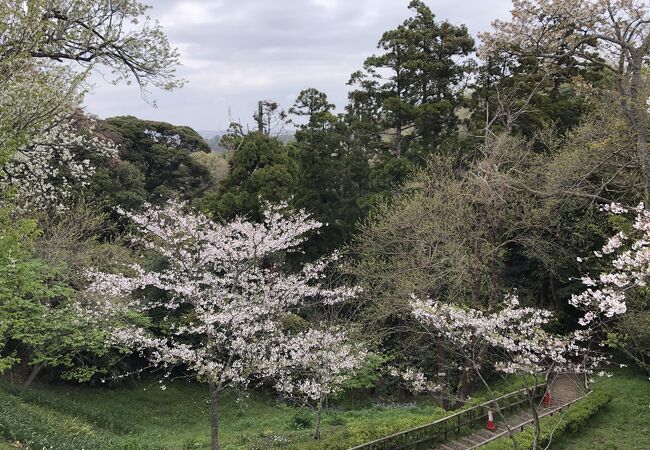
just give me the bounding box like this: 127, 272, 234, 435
2, 370, 645, 449
0, 379, 445, 450
553, 369, 650, 449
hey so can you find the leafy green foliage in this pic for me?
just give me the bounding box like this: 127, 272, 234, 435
190, 152, 229, 192
1, 0, 183, 92
342, 354, 391, 390
201, 132, 298, 221
0, 205, 116, 382
289, 88, 371, 255
95, 116, 213, 207
90, 158, 147, 211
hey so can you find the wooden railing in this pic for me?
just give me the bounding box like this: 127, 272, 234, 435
348, 383, 546, 450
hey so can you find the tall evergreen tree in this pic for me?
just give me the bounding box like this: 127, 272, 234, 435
290, 89, 369, 255
347, 0, 474, 162
201, 132, 297, 222
98, 116, 213, 206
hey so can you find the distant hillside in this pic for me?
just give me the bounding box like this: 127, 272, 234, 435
276, 133, 296, 144
196, 130, 221, 140
197, 130, 226, 154
196, 129, 295, 153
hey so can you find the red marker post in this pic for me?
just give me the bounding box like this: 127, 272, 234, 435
486, 409, 496, 431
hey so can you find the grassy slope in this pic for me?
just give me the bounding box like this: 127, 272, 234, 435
553, 369, 650, 450
0, 379, 444, 450
1, 370, 646, 449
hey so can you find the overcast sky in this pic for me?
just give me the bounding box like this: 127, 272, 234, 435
83, 0, 513, 134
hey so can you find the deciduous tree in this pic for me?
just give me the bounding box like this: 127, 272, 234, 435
1, 0, 182, 91
84, 201, 364, 449
481, 0, 650, 198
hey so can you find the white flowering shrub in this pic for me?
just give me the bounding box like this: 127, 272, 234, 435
1, 113, 118, 210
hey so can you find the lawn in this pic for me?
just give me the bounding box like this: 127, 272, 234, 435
0, 378, 445, 450
553, 368, 650, 449
1, 370, 646, 449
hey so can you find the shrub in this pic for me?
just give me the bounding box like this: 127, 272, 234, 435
288, 410, 314, 430
325, 414, 347, 426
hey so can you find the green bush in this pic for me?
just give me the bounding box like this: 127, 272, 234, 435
325, 413, 347, 426
482, 389, 612, 450
288, 410, 314, 430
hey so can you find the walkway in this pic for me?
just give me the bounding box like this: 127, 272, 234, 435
435, 373, 586, 449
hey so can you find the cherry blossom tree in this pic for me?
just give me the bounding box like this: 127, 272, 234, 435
411, 293, 585, 378
83, 200, 364, 449
274, 328, 367, 439
407, 203, 650, 448
410, 292, 591, 448
571, 202, 650, 373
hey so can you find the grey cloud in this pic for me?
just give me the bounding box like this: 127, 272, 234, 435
84, 0, 512, 132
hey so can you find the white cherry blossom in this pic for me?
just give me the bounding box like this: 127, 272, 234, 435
82, 200, 365, 446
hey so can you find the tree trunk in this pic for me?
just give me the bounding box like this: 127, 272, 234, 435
623, 54, 650, 202
523, 379, 541, 450
209, 381, 220, 450
314, 398, 323, 440
435, 346, 450, 409
23, 363, 43, 389
455, 369, 477, 407
636, 136, 650, 203
456, 344, 489, 407
257, 100, 264, 134
395, 122, 402, 158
